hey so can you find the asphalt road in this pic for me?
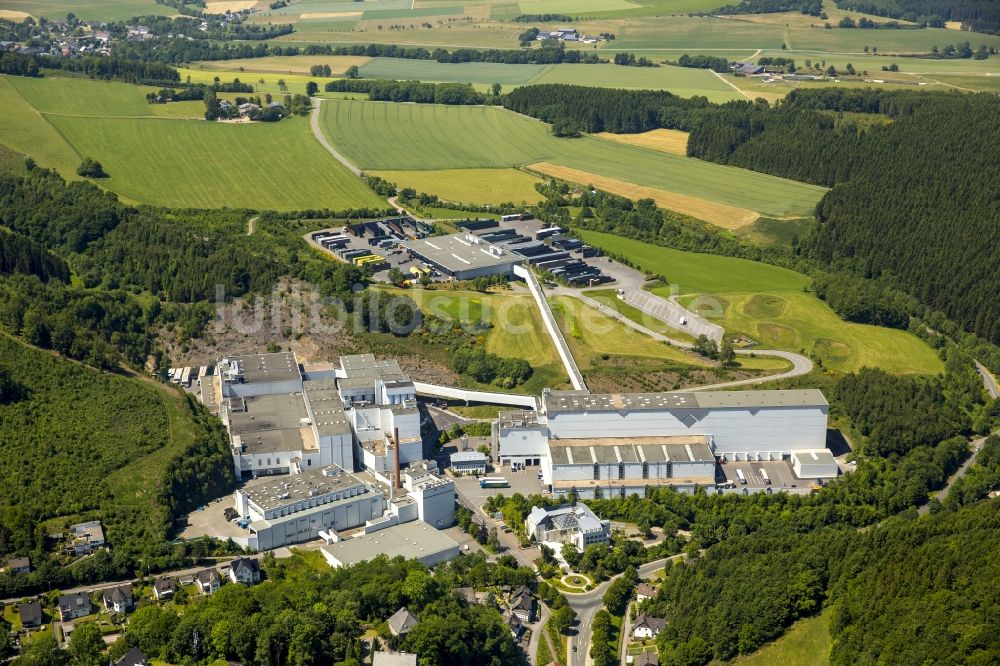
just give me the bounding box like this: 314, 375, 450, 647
565, 555, 685, 666
975, 360, 1000, 399
918, 430, 997, 515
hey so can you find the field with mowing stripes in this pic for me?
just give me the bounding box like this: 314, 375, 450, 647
358, 58, 549, 86
0, 76, 383, 210
320, 99, 825, 219
578, 231, 944, 374
0, 0, 176, 21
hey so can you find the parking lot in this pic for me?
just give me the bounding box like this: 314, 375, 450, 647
720, 459, 808, 491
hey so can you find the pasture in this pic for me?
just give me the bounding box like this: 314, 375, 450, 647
1, 76, 382, 210
578, 231, 943, 374
368, 168, 544, 204
320, 100, 825, 220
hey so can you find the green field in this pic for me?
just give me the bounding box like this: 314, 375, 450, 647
0, 0, 174, 21
0, 76, 82, 176
578, 231, 944, 375
374, 287, 570, 393
320, 99, 825, 218
550, 295, 708, 369
359, 57, 549, 85
728, 608, 832, 666
0, 75, 383, 210
533, 63, 742, 101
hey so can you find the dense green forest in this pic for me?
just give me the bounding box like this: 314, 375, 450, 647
644, 489, 1000, 665
0, 334, 235, 595
835, 0, 1000, 33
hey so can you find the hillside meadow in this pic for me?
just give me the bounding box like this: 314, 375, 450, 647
577, 231, 944, 375
0, 75, 383, 210
320, 99, 825, 219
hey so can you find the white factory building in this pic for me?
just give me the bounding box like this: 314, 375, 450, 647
496, 389, 833, 498
235, 465, 385, 551
216, 353, 423, 478
203, 352, 459, 555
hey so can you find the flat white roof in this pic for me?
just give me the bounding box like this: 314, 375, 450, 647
321, 521, 459, 567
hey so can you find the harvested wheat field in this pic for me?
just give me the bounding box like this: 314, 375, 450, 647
594, 129, 690, 156
528, 162, 760, 230
204, 0, 261, 14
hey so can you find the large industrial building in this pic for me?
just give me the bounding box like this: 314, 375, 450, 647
235, 465, 385, 551
201, 352, 456, 553
401, 232, 521, 280
495, 388, 834, 498
216, 353, 423, 478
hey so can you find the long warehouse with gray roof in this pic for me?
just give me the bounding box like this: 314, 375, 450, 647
402, 233, 521, 280
496, 388, 834, 498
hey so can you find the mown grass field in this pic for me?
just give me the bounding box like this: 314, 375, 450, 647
727, 608, 831, 666
0, 76, 82, 176
0, 0, 175, 21
532, 63, 741, 101
2, 75, 382, 210
321, 99, 826, 220
369, 168, 544, 204
578, 231, 944, 375
359, 57, 550, 85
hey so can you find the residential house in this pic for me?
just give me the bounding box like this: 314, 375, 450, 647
636, 582, 658, 603
632, 613, 666, 640
372, 653, 417, 666
68, 521, 105, 555
635, 648, 659, 666
509, 585, 535, 623
116, 646, 149, 666
103, 585, 134, 614
237, 102, 260, 117
506, 613, 524, 640
196, 569, 221, 595
4, 556, 30, 574
228, 557, 261, 586
387, 607, 418, 637
152, 578, 176, 601
19, 601, 43, 629
454, 587, 477, 606
57, 592, 92, 621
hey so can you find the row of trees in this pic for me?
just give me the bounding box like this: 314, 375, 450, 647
834, 0, 1000, 34
325, 79, 488, 105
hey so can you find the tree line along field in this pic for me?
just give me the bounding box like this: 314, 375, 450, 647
578, 230, 944, 375
0, 75, 383, 211
320, 99, 825, 220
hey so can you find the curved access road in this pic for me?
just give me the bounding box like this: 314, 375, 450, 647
561, 290, 814, 389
